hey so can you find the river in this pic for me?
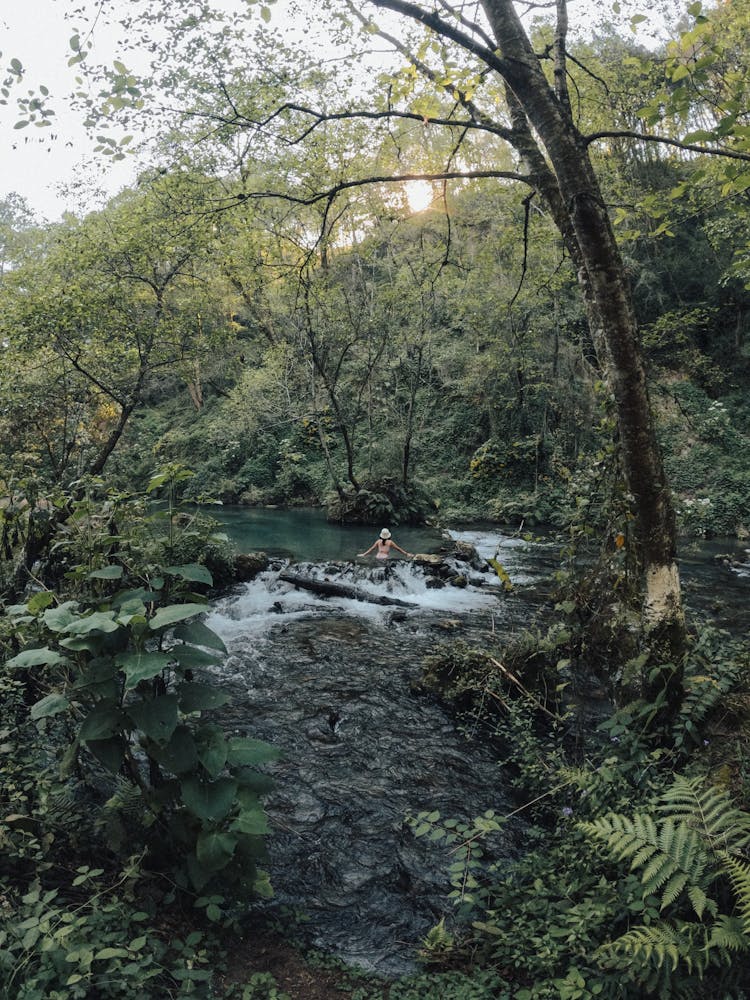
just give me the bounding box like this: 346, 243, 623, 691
202, 507, 750, 974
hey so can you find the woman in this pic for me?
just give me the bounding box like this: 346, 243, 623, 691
358, 527, 412, 560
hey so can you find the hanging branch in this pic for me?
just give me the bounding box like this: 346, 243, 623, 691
507, 190, 536, 311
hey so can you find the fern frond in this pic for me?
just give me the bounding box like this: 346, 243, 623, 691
598, 922, 684, 974
578, 812, 658, 865
718, 852, 750, 934
706, 914, 750, 955
580, 811, 716, 912
661, 871, 689, 909
659, 776, 750, 853
687, 884, 715, 920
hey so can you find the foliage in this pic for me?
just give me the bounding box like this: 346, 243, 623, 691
1, 467, 274, 900
0, 869, 216, 999
578, 777, 750, 996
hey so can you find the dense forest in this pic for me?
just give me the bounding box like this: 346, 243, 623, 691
2, 0, 750, 997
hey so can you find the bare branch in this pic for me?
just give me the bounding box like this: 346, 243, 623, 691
343, 3, 514, 142
436, 0, 496, 50
367, 0, 510, 76
585, 130, 750, 163
235, 169, 530, 210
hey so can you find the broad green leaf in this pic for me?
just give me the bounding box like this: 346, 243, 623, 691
116, 650, 171, 691
149, 603, 207, 630
5, 647, 70, 669
30, 693, 70, 720
174, 620, 227, 653
186, 854, 212, 891
164, 564, 213, 586
227, 737, 280, 767
178, 682, 231, 713
64, 611, 119, 635
59, 636, 105, 652
195, 724, 227, 777
112, 588, 157, 609
181, 776, 238, 821
230, 807, 269, 836
169, 645, 223, 669
88, 565, 124, 580
196, 829, 236, 872
86, 736, 125, 774
148, 725, 198, 775
94, 947, 129, 960
80, 705, 124, 742
127, 695, 179, 744
43, 602, 79, 632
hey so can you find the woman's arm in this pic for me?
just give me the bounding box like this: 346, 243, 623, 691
390, 541, 413, 557
357, 541, 378, 556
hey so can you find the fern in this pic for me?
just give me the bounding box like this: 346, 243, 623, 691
719, 853, 750, 934
658, 775, 750, 853
579, 779, 750, 994
579, 812, 716, 915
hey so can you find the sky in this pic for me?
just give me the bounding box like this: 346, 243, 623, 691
0, 0, 140, 221
1, 0, 679, 223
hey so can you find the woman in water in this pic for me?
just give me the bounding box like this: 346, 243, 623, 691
358, 528, 413, 560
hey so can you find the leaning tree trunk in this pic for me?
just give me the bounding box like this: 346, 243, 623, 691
481, 0, 685, 656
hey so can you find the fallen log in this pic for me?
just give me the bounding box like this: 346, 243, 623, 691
279, 571, 418, 608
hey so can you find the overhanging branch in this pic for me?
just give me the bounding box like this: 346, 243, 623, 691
585, 129, 750, 164
236, 169, 531, 209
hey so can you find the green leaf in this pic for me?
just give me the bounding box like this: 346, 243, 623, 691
186, 854, 212, 891
30, 693, 70, 720
179, 682, 231, 713
87, 737, 126, 773
80, 706, 125, 742
174, 620, 227, 653
27, 591, 55, 613
230, 807, 269, 836
116, 651, 172, 691
5, 647, 70, 669
94, 947, 129, 960
181, 776, 238, 821
127, 695, 179, 744
89, 565, 124, 580
42, 602, 79, 632
195, 725, 227, 777
169, 645, 223, 669
147, 725, 198, 775
149, 603, 207, 630
227, 737, 280, 767
164, 564, 213, 586
196, 829, 237, 872
64, 611, 119, 635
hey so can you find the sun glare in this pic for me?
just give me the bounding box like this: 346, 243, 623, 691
404, 180, 434, 214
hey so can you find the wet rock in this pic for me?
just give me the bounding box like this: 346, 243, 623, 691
234, 551, 270, 580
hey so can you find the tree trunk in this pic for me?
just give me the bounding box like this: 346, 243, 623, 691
480, 0, 684, 652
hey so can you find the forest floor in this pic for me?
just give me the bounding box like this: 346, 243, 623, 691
218, 926, 388, 999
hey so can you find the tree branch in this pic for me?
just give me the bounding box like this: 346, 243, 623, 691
585, 130, 750, 163
367, 0, 511, 76
235, 169, 531, 210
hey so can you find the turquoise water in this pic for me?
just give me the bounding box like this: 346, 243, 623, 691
206, 505, 448, 562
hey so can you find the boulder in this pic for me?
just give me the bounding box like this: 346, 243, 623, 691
234, 551, 270, 581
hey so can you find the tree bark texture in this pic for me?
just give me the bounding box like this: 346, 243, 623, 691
476, 0, 683, 643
